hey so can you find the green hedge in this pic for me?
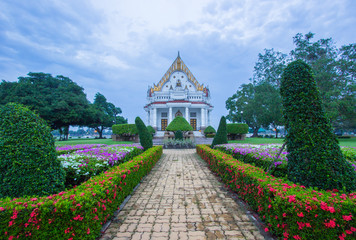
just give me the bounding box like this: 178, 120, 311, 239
135, 117, 152, 151
0, 146, 163, 239
112, 124, 138, 136
204, 126, 216, 134
146, 125, 156, 136
196, 145, 356, 240
226, 123, 249, 134
211, 116, 228, 148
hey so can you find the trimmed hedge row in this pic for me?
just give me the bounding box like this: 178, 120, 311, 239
0, 146, 163, 239
226, 123, 249, 134
112, 124, 138, 136
196, 145, 356, 240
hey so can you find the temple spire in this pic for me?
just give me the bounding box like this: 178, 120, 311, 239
178, 51, 180, 58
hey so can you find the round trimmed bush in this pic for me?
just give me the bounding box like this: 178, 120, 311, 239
135, 117, 152, 150
175, 130, 183, 140
280, 60, 356, 192
0, 103, 65, 198
166, 116, 193, 132
204, 126, 216, 135
211, 116, 228, 148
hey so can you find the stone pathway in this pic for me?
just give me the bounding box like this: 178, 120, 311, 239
100, 149, 270, 240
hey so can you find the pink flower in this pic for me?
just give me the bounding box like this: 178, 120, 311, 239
293, 235, 301, 240
0, 207, 4, 211
283, 213, 287, 217
297, 212, 304, 217
324, 219, 336, 228
342, 215, 352, 221
264, 228, 269, 232
87, 228, 90, 234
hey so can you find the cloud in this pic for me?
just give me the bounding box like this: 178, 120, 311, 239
0, 0, 355, 128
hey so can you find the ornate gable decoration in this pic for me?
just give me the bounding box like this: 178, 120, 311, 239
152, 53, 204, 92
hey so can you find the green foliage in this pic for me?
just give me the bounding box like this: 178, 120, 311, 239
211, 116, 228, 148
226, 82, 283, 137
204, 126, 216, 134
112, 124, 138, 136
146, 125, 156, 136
197, 145, 356, 240
0, 73, 91, 135
280, 60, 356, 192
174, 130, 183, 140
0, 103, 65, 198
226, 123, 249, 134
135, 117, 153, 150
87, 93, 127, 139
0, 146, 162, 239
166, 116, 193, 132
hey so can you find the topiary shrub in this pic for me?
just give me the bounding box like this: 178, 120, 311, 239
135, 117, 152, 151
280, 60, 356, 192
147, 125, 156, 136
204, 126, 216, 137
175, 130, 183, 140
166, 116, 193, 133
0, 103, 65, 198
211, 116, 228, 148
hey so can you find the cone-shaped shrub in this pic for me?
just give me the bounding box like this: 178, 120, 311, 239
175, 130, 183, 140
135, 117, 152, 150
280, 60, 356, 192
211, 116, 228, 148
166, 116, 193, 132
0, 103, 65, 198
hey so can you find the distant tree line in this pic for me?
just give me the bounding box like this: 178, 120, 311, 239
0, 72, 127, 140
226, 32, 356, 137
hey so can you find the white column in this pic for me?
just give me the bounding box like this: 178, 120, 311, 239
185, 107, 189, 122
147, 111, 150, 126
208, 110, 211, 126
205, 109, 208, 126
168, 107, 172, 124
153, 107, 157, 128
201, 108, 206, 128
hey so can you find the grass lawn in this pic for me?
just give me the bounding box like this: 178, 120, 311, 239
55, 138, 133, 147
229, 137, 356, 147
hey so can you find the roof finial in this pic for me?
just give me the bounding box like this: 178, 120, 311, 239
178, 51, 180, 58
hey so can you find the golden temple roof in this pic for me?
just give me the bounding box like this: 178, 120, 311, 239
151, 53, 204, 92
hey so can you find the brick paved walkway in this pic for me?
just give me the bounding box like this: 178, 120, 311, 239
100, 149, 268, 240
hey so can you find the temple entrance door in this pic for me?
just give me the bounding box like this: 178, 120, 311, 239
161, 119, 168, 131
190, 119, 197, 131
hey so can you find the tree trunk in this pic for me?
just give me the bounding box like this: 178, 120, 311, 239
97, 126, 104, 139
275, 129, 278, 138
252, 127, 259, 137
63, 126, 69, 140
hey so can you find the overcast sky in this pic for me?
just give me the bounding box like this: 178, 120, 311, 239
1, 0, 355, 128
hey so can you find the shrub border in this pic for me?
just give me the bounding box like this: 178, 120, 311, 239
196, 145, 356, 240
0, 146, 163, 239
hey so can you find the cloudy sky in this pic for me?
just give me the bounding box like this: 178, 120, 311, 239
1, 0, 355, 128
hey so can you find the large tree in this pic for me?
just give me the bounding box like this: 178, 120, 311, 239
0, 73, 91, 139
291, 33, 355, 129
87, 93, 127, 138
226, 82, 282, 137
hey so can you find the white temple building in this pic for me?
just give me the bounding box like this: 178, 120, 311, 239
144, 53, 213, 133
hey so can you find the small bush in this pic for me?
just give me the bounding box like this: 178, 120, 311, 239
204, 126, 216, 134
211, 116, 228, 148
135, 117, 152, 150
166, 116, 193, 132
112, 124, 138, 136
0, 103, 65, 198
147, 125, 156, 136
175, 130, 183, 140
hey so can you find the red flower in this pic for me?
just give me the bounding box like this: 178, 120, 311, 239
264, 228, 269, 232
297, 212, 304, 217
324, 219, 336, 228
87, 228, 90, 234
342, 215, 352, 221
293, 235, 301, 240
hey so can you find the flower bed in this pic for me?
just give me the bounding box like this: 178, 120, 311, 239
0, 146, 163, 239
215, 144, 356, 177
197, 145, 356, 240
59, 144, 144, 188
56, 144, 106, 155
